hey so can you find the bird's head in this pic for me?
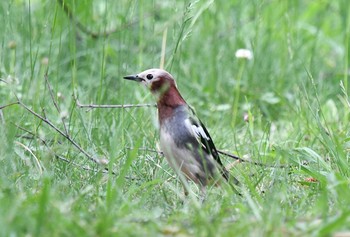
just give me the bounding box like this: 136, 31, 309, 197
123, 68, 177, 95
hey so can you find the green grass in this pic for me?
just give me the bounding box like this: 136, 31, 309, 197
1, 0, 350, 236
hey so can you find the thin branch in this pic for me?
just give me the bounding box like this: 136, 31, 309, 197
2, 94, 139, 178
217, 150, 290, 168
0, 101, 20, 110
75, 97, 156, 110
18, 100, 103, 165
126, 146, 290, 168
14, 123, 49, 146
56, 0, 151, 39
2, 98, 109, 172
56, 0, 112, 38
16, 123, 107, 173
217, 150, 243, 161
14, 123, 127, 177
0, 101, 20, 124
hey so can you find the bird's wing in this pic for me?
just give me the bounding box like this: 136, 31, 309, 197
184, 111, 229, 180
186, 117, 220, 161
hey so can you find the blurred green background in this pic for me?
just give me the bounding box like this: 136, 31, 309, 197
1, 0, 350, 236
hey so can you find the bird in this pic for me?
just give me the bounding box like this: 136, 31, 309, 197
123, 68, 234, 195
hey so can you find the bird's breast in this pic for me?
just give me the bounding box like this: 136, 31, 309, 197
159, 125, 203, 177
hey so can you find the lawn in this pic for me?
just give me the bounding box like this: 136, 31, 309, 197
1, 0, 350, 236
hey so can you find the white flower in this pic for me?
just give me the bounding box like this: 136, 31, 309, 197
235, 49, 253, 60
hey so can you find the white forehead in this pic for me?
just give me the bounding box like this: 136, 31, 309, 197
138, 68, 172, 79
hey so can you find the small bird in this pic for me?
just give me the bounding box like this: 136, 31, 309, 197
124, 69, 232, 194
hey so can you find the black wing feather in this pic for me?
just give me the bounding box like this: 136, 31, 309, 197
188, 117, 229, 181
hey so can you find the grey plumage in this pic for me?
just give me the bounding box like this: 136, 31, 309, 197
159, 105, 227, 186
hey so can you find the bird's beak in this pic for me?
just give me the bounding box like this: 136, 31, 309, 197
123, 74, 143, 82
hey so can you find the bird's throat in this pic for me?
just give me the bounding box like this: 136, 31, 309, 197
157, 86, 186, 125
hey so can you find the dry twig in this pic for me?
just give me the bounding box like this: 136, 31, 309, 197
0, 101, 20, 110
127, 146, 290, 168
75, 97, 156, 110
18, 100, 104, 164
14, 123, 122, 176
217, 150, 289, 168
56, 0, 152, 39
56, 0, 115, 38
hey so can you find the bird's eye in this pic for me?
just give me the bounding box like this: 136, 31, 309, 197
146, 74, 153, 80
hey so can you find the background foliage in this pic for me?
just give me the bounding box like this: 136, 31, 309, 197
1, 0, 350, 236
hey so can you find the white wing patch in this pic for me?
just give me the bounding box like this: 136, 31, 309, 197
184, 118, 209, 141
